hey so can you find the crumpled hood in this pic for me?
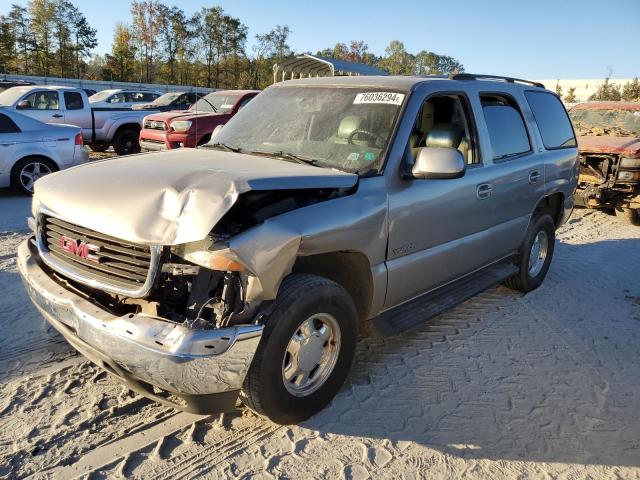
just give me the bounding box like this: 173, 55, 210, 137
33, 148, 357, 245
577, 135, 640, 158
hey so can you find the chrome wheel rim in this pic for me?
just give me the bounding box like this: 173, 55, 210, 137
282, 313, 341, 397
20, 161, 52, 193
528, 230, 549, 277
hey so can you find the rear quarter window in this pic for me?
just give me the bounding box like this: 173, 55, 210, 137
525, 91, 576, 149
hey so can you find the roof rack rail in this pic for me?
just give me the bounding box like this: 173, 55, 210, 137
449, 73, 545, 89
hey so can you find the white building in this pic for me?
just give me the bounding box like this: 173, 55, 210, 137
533, 79, 636, 103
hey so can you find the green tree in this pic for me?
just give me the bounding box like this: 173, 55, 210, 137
622, 77, 640, 102
379, 40, 415, 75
564, 87, 577, 103
0, 15, 13, 73
105, 22, 137, 81
555, 80, 563, 97
29, 0, 56, 76
415, 50, 464, 75
589, 77, 622, 101
8, 5, 33, 74
70, 6, 97, 79
157, 5, 186, 84
131, 0, 161, 82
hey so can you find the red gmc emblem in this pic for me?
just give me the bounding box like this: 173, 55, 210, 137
59, 235, 101, 263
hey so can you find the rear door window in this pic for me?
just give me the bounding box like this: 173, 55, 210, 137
64, 91, 84, 110
525, 91, 577, 149
480, 94, 531, 160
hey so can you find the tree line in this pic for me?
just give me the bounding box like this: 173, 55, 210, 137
0, 1, 466, 89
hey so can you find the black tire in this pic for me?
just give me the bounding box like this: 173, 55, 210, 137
242, 274, 358, 425
89, 144, 109, 152
615, 207, 640, 226
112, 128, 140, 156
504, 214, 555, 293
197, 134, 211, 146
10, 157, 57, 195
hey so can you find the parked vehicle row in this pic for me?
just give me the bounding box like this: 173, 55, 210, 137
0, 109, 88, 194
139, 90, 258, 151
17, 73, 579, 425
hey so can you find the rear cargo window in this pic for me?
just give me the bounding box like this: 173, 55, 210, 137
64, 92, 84, 110
480, 94, 531, 160
525, 91, 576, 149
0, 113, 20, 133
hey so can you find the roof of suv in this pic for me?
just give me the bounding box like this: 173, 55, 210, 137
275, 74, 548, 93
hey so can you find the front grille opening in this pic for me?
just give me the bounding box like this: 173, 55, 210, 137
41, 215, 153, 292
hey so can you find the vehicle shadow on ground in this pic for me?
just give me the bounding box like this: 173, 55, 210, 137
0, 189, 32, 233
304, 237, 640, 468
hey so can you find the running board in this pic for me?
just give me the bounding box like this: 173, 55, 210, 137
372, 260, 518, 336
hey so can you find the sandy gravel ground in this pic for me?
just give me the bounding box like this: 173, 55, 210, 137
0, 194, 639, 479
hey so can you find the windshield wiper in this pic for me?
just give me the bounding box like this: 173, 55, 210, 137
205, 142, 242, 152
200, 98, 218, 112
248, 150, 321, 167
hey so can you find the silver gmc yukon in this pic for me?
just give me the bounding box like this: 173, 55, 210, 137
18, 74, 578, 424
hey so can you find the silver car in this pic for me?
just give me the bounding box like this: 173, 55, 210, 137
0, 110, 89, 194
17, 74, 578, 424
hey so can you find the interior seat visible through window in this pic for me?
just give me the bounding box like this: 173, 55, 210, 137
410, 95, 475, 164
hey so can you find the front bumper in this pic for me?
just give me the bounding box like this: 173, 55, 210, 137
139, 129, 196, 150
17, 238, 263, 414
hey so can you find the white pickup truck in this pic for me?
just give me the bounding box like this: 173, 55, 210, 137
0, 85, 159, 155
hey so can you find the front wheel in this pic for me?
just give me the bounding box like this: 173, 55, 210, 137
615, 207, 640, 226
242, 274, 358, 424
504, 214, 556, 293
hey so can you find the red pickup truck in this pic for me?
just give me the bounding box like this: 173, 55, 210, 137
139, 90, 259, 151
569, 101, 640, 225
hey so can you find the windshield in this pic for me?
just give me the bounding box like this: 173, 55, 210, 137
207, 86, 405, 175
569, 108, 640, 137
0, 87, 32, 106
153, 92, 181, 105
190, 93, 239, 113
89, 90, 116, 102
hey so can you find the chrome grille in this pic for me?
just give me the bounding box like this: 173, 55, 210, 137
38, 215, 160, 296
144, 120, 166, 130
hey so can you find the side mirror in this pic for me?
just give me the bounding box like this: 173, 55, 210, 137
411, 147, 465, 179
211, 124, 223, 140
16, 100, 30, 110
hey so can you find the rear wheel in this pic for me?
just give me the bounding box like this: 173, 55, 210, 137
615, 207, 640, 226
504, 214, 555, 293
89, 144, 109, 152
242, 274, 358, 424
112, 128, 140, 155
10, 157, 57, 195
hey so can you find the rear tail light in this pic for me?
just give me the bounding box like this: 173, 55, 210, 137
74, 132, 83, 145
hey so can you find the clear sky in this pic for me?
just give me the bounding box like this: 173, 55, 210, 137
6, 0, 640, 79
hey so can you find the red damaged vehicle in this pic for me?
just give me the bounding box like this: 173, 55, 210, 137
569, 101, 640, 225
139, 90, 258, 151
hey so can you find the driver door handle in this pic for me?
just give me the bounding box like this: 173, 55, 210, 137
476, 183, 492, 200
51, 114, 63, 118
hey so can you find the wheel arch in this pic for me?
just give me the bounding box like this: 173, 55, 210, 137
12, 154, 60, 174
291, 251, 374, 325
533, 192, 565, 228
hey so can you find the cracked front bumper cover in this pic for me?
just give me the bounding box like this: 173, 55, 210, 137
17, 238, 263, 414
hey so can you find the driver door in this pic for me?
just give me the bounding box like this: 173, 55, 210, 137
384, 93, 505, 308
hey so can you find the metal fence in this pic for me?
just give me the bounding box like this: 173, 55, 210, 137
0, 73, 217, 94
